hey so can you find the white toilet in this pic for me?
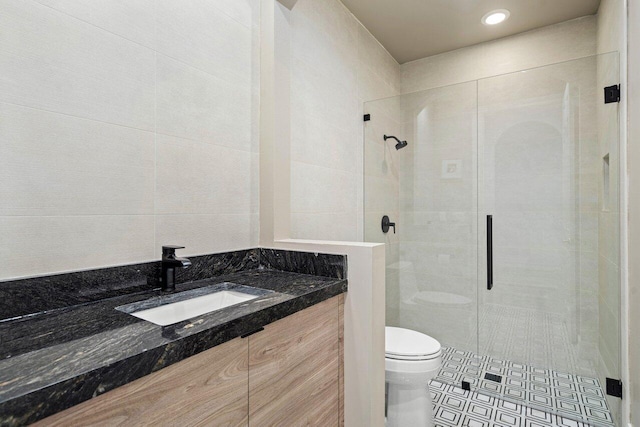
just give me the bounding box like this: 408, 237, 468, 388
385, 326, 442, 427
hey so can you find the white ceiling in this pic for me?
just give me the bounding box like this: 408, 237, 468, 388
339, 0, 601, 64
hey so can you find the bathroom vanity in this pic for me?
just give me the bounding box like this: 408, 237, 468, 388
0, 249, 347, 426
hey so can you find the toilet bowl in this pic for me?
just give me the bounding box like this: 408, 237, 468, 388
385, 326, 442, 427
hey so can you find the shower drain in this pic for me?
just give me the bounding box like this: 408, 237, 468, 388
484, 373, 503, 383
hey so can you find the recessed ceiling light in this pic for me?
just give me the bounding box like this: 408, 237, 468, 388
482, 9, 510, 25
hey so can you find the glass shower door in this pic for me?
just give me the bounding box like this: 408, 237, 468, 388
365, 53, 621, 426
477, 54, 620, 423
363, 81, 479, 353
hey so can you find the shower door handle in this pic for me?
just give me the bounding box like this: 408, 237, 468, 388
487, 215, 493, 290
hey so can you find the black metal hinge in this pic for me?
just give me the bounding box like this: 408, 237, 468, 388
604, 85, 621, 104
606, 377, 623, 398
363, 114, 371, 121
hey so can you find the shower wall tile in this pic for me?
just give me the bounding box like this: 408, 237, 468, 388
364, 176, 399, 212
402, 45, 485, 94
358, 25, 400, 93
289, 0, 401, 242
478, 16, 596, 78
399, 211, 474, 245
598, 295, 619, 373
364, 140, 400, 181
0, 103, 155, 216
0, 0, 156, 131
290, 212, 359, 242
401, 16, 597, 94
0, 0, 260, 281
598, 255, 620, 318
400, 242, 476, 280
358, 63, 397, 102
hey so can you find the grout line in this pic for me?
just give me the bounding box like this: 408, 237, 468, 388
155, 50, 258, 92
0, 213, 257, 219
28, 0, 156, 50
28, 0, 255, 51
154, 130, 259, 155
0, 100, 154, 134
0, 94, 258, 158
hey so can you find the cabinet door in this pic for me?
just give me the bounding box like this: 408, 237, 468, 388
36, 337, 249, 427
248, 296, 340, 427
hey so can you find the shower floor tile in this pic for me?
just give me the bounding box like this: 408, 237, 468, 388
478, 304, 600, 377
431, 348, 615, 427
430, 380, 599, 427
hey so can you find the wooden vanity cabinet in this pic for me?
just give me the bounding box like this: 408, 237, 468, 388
248, 295, 341, 426
35, 336, 249, 426
36, 295, 344, 427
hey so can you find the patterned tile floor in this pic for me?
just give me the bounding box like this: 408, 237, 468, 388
431, 380, 594, 427
478, 304, 599, 379
432, 347, 615, 427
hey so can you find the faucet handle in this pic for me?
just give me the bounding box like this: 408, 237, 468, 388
162, 245, 185, 256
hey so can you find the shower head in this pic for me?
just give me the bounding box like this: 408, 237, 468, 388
384, 135, 408, 150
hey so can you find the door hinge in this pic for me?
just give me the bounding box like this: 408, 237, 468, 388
606, 377, 623, 398
604, 85, 621, 104
363, 114, 371, 121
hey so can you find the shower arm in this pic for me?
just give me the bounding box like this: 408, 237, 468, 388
384, 135, 404, 144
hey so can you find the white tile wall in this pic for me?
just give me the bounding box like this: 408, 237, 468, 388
155, 56, 255, 152
0, 103, 155, 216
155, 134, 255, 215
288, 0, 401, 242
0, 215, 156, 278
0, 0, 156, 131
0, 0, 260, 280
32, 0, 156, 48
401, 16, 597, 95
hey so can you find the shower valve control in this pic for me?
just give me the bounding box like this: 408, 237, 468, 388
382, 215, 396, 234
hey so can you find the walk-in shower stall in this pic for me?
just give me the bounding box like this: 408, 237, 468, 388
365, 53, 621, 426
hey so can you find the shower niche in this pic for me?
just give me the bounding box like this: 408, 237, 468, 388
364, 53, 621, 426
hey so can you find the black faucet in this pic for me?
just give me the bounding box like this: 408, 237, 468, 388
161, 246, 191, 292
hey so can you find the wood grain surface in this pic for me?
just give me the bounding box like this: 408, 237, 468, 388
248, 296, 341, 427
35, 337, 249, 427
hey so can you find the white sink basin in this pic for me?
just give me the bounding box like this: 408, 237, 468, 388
129, 289, 259, 326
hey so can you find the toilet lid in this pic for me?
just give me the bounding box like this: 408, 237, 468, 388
385, 326, 441, 360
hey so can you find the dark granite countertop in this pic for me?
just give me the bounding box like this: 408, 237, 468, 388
0, 249, 347, 426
